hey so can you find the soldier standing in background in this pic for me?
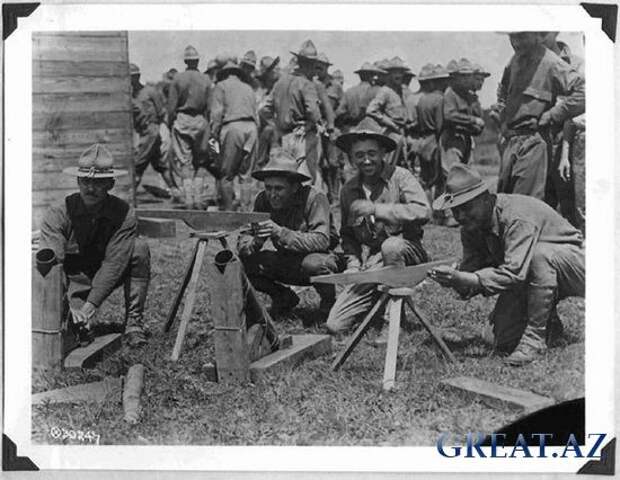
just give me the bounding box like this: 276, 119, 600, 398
239, 50, 259, 89
204, 59, 219, 83
493, 32, 584, 201
210, 60, 258, 211
167, 45, 213, 209
129, 63, 180, 201
255, 56, 281, 170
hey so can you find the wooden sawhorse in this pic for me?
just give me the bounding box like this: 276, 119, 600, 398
331, 285, 457, 391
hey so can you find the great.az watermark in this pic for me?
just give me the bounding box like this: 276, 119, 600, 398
436, 433, 607, 458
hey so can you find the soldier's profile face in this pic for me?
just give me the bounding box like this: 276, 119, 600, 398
77, 177, 114, 208
451, 195, 489, 231
351, 139, 384, 179
264, 176, 298, 210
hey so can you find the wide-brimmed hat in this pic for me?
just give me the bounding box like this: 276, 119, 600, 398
129, 63, 140, 75
374, 59, 391, 72
256, 56, 280, 78
205, 59, 218, 73
447, 58, 476, 75
183, 45, 200, 61
63, 144, 127, 178
316, 52, 332, 66
290, 39, 320, 62
252, 149, 312, 182
472, 62, 491, 77
418, 63, 450, 81
433, 164, 489, 210
385, 56, 411, 72
240, 50, 257, 69
335, 117, 397, 153
216, 60, 246, 81
354, 62, 386, 75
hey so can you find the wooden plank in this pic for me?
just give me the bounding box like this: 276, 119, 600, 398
33, 35, 126, 62
33, 76, 129, 94
64, 333, 122, 370
32, 377, 122, 405
33, 110, 132, 132
311, 258, 455, 288
249, 335, 332, 382
34, 31, 126, 38
33, 128, 130, 148
211, 259, 250, 384
441, 376, 555, 411
33, 60, 128, 78
171, 240, 206, 361
33, 92, 130, 114
137, 217, 176, 238
382, 298, 403, 392
163, 240, 200, 333
135, 208, 270, 232
331, 292, 389, 371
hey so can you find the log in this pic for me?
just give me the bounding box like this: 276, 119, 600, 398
311, 258, 455, 288
135, 209, 270, 232
123, 365, 145, 424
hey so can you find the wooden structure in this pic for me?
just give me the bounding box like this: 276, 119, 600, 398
32, 31, 134, 228
313, 259, 457, 391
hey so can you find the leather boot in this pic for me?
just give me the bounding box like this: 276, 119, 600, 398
504, 286, 556, 366
123, 277, 149, 347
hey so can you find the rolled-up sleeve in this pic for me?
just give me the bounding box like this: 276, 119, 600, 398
87, 210, 136, 307
548, 63, 585, 124
373, 169, 430, 224
39, 204, 70, 262
476, 219, 539, 295
277, 192, 330, 253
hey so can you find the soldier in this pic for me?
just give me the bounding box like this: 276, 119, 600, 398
237, 150, 342, 319
168, 45, 213, 209
326, 119, 430, 337
129, 63, 180, 200
413, 64, 451, 219
430, 164, 584, 365
210, 60, 259, 212
204, 59, 219, 83
255, 56, 281, 170
441, 58, 485, 167
366, 56, 413, 168
260, 40, 322, 186
37, 144, 151, 348
472, 63, 491, 93
493, 31, 584, 201
239, 50, 259, 89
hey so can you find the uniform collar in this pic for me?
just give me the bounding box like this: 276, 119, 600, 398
72, 194, 115, 219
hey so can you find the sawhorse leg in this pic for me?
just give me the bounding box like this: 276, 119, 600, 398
163, 240, 200, 333
404, 297, 456, 364
382, 296, 403, 391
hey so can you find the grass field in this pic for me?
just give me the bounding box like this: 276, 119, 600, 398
32, 161, 585, 445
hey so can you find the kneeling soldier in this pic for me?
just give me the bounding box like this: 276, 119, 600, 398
37, 144, 151, 348
237, 149, 342, 319
326, 118, 431, 335
429, 164, 584, 365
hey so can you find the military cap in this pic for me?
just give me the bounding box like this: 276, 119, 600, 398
129, 63, 140, 75
205, 59, 218, 73
447, 58, 476, 75
290, 39, 320, 61
385, 56, 411, 71
253, 148, 312, 183
433, 164, 489, 210
183, 45, 200, 61
418, 63, 450, 81
354, 62, 386, 75
216, 60, 246, 81
240, 50, 257, 69
63, 144, 127, 178
335, 117, 397, 153
472, 63, 491, 77
316, 52, 332, 66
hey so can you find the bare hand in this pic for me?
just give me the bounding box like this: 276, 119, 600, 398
428, 265, 480, 290
558, 152, 571, 182
71, 302, 97, 327
538, 111, 553, 128
350, 200, 376, 217
255, 220, 283, 240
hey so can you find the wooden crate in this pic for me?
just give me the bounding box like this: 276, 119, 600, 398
32, 31, 134, 229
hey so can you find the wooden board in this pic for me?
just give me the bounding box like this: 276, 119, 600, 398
32, 377, 122, 405
33, 111, 132, 133
311, 258, 456, 288
34, 60, 128, 78
249, 335, 332, 382
136, 209, 270, 232
137, 217, 176, 238
34, 93, 131, 114
441, 376, 555, 412
33, 77, 130, 94
64, 334, 122, 370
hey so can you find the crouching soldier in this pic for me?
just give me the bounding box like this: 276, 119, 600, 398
237, 149, 342, 319
429, 164, 584, 365
37, 144, 151, 348
326, 118, 431, 336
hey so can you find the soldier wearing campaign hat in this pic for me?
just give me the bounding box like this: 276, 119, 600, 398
429, 164, 584, 365
37, 144, 151, 348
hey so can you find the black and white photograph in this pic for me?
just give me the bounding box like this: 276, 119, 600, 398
3, 2, 616, 474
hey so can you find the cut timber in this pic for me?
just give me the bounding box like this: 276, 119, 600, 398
311, 258, 455, 288
441, 376, 555, 412
249, 335, 332, 382
135, 208, 269, 232
64, 333, 122, 370
137, 217, 176, 238
123, 364, 145, 424
32, 377, 122, 405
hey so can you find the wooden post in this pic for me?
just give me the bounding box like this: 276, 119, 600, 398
32, 252, 65, 368
210, 255, 249, 384
382, 297, 403, 391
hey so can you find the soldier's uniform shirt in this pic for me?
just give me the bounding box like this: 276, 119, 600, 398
366, 85, 409, 132
39, 194, 141, 307
335, 81, 381, 129
402, 86, 422, 127
167, 69, 212, 117
133, 84, 166, 133
440, 86, 483, 167
496, 46, 584, 200
415, 90, 444, 134
210, 75, 257, 138
414, 89, 445, 188
132, 84, 170, 175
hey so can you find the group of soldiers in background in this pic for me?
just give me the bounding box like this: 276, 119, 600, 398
129, 31, 585, 234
